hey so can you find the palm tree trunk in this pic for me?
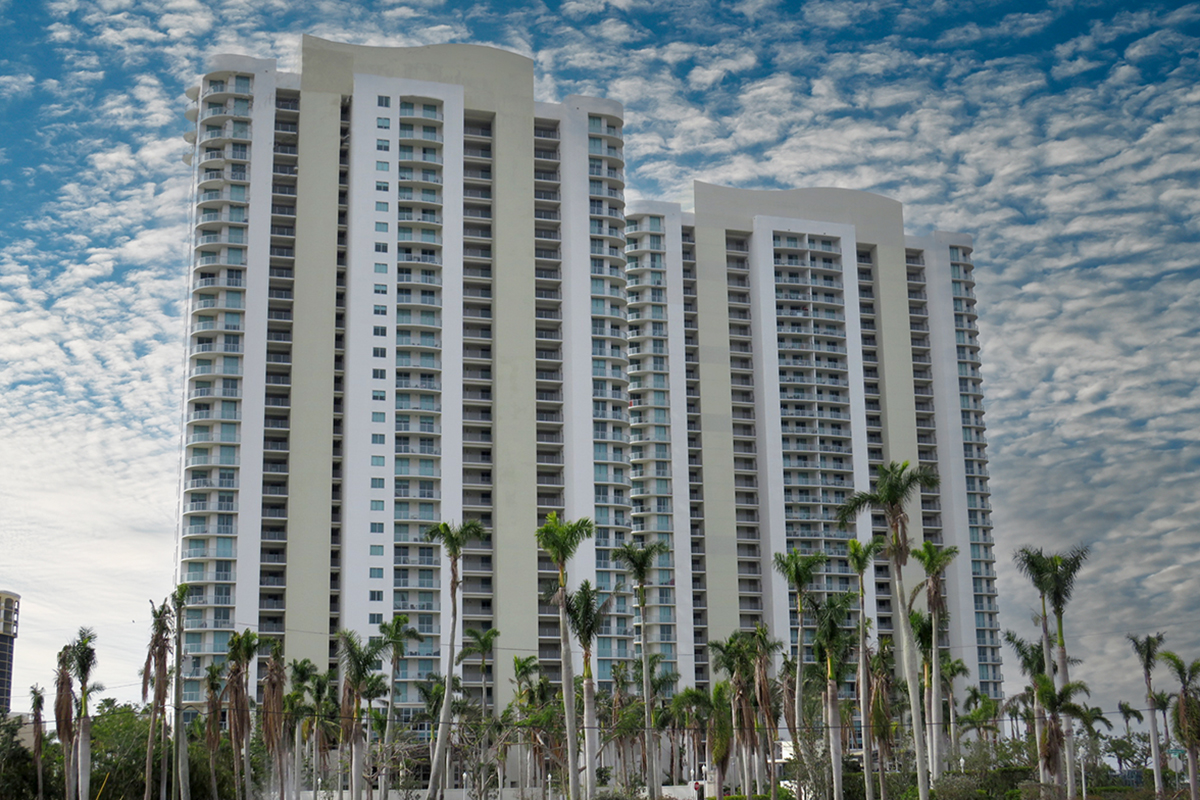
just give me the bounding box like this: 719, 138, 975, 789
35, 748, 44, 800
68, 736, 78, 800
77, 715, 92, 800
559, 595, 581, 800
1033, 696, 1047, 786
426, 582, 459, 800
145, 701, 160, 800
793, 617, 804, 787
859, 631, 875, 800
1055, 617, 1076, 800
294, 725, 303, 800
584, 675, 599, 800
877, 749, 888, 800
829, 683, 843, 800
929, 608, 942, 781
1146, 677, 1164, 798
351, 737, 365, 800
640, 591, 657, 800
947, 696, 959, 770
1038, 600, 1058, 788
1186, 746, 1199, 800
382, 659, 397, 799
162, 718, 171, 800
891, 568, 930, 800
245, 727, 254, 800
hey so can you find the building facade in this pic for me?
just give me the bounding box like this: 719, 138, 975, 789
0, 590, 19, 714
176, 36, 999, 722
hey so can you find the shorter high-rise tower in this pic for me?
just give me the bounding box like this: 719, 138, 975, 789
0, 590, 19, 713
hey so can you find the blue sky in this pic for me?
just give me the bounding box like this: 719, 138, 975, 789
2, 0, 1199, 729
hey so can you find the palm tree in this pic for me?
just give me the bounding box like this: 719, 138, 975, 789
1041, 546, 1090, 800
225, 629, 259, 800
378, 615, 423, 795
143, 598, 173, 800
912, 541, 958, 779
1129, 633, 1167, 798
1005, 630, 1050, 785
537, 512, 595, 800
511, 655, 540, 797
459, 627, 501, 719
339, 629, 388, 800
1160, 651, 1200, 800
836, 460, 939, 800
710, 632, 756, 797
1117, 701, 1143, 739
263, 641, 288, 800
708, 682, 734, 800
304, 669, 341, 797
203, 662, 225, 800
612, 538, 669, 800
869, 643, 896, 800
425, 518, 485, 800
30, 684, 45, 800
847, 537, 883, 800
1076, 705, 1112, 788
941, 657, 970, 766
286, 658, 317, 800
54, 647, 76, 800
671, 687, 711, 783
566, 580, 618, 800
70, 626, 98, 800
750, 624, 783, 800
1034, 674, 1091, 791
811, 592, 858, 800
772, 549, 828, 752
170, 584, 191, 800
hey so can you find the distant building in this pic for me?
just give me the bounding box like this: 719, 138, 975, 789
0, 590, 19, 713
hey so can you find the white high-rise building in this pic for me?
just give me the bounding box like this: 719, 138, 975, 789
176, 36, 1000, 726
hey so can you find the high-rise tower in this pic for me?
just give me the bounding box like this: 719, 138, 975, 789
177, 37, 999, 732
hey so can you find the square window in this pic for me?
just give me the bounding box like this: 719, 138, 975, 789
372, 412, 386, 422
376, 202, 389, 212
374, 326, 387, 336
372, 433, 386, 444
370, 522, 385, 533
376, 181, 389, 191
374, 305, 387, 315
375, 284, 388, 294
377, 139, 390, 151
369, 567, 384, 579
373, 347, 387, 357
372, 392, 386, 402
378, 96, 390, 108
376, 161, 389, 172
372, 369, 387, 379
369, 590, 383, 601
371, 455, 386, 466
375, 222, 388, 232
370, 500, 385, 510
375, 243, 388, 253
368, 613, 383, 624
377, 118, 390, 129
371, 478, 386, 489
370, 544, 385, 556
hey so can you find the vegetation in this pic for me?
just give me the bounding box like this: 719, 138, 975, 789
4, 505, 1189, 800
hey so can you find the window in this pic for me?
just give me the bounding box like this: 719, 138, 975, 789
372, 434, 386, 444
373, 326, 387, 336
374, 304, 387, 314
376, 161, 389, 172
370, 500, 385, 511
378, 95, 391, 108
369, 568, 384, 579
369, 590, 383, 601
368, 613, 383, 624
371, 392, 386, 402
371, 455, 386, 466
373, 347, 387, 357
374, 285, 389, 297
377, 118, 390, 129
376, 181, 388, 191
377, 139, 390, 151
370, 522, 385, 533
371, 478, 385, 489
372, 369, 387, 379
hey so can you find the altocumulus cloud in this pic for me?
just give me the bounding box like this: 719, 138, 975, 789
0, 0, 1198, 721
